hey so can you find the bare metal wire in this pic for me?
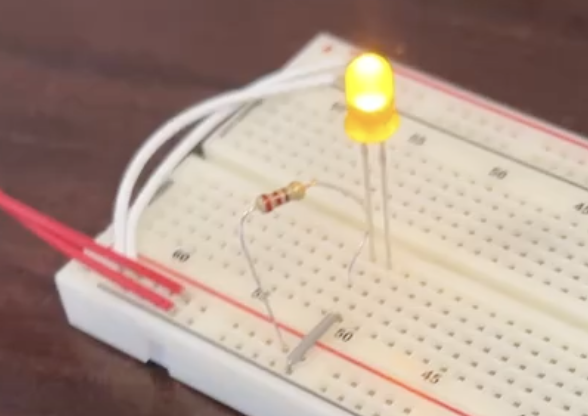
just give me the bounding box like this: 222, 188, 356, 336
379, 142, 392, 269
238, 181, 370, 351
311, 180, 369, 286
239, 206, 288, 352
360, 144, 376, 261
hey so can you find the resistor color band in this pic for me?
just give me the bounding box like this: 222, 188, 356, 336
254, 181, 308, 213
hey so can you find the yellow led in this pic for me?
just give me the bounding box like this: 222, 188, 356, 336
344, 52, 400, 144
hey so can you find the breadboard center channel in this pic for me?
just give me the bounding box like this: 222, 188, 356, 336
61, 34, 588, 416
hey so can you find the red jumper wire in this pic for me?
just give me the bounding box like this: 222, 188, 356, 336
0, 189, 181, 311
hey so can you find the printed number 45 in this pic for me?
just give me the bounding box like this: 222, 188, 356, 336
421, 370, 442, 384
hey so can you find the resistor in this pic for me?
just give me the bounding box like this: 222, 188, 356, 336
254, 181, 310, 213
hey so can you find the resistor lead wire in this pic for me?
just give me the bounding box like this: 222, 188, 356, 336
238, 180, 370, 352
239, 205, 289, 352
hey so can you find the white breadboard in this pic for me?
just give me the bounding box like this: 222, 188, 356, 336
56, 33, 588, 416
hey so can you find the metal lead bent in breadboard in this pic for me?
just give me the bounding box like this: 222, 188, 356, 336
132, 156, 588, 416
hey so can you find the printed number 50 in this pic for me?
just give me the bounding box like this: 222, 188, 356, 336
334, 328, 354, 342
489, 167, 508, 180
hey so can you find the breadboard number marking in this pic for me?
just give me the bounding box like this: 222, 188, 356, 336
334, 328, 355, 343
408, 133, 427, 146
172, 249, 191, 263
489, 167, 509, 180
574, 202, 588, 215
421, 370, 442, 384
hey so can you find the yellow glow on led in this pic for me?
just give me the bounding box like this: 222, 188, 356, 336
344, 52, 400, 144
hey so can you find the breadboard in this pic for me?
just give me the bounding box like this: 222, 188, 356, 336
56, 33, 588, 416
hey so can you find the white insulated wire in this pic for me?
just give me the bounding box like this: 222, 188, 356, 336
113, 59, 348, 256
122, 75, 332, 255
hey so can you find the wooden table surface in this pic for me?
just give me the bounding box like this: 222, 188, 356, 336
1, 0, 588, 415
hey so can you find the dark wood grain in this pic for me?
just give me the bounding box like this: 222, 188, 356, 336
1, 0, 588, 415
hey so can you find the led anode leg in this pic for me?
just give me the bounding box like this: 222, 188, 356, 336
360, 144, 376, 261
379, 142, 392, 268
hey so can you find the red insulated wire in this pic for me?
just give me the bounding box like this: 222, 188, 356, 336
0, 189, 184, 294
0, 189, 181, 311
18, 219, 175, 311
